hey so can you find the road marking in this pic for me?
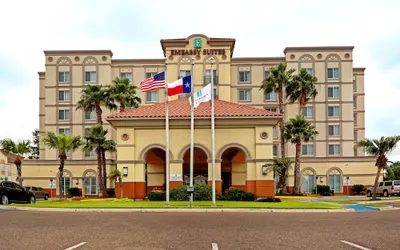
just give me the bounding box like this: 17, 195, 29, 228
212, 243, 219, 250
64, 242, 87, 250
341, 240, 371, 250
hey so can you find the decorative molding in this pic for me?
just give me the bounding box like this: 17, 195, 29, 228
260, 131, 268, 140
216, 143, 252, 161
178, 143, 212, 160
121, 133, 130, 141
139, 144, 174, 161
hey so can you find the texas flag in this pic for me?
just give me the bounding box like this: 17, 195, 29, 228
168, 75, 192, 96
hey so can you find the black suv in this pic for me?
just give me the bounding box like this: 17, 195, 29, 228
0, 181, 36, 205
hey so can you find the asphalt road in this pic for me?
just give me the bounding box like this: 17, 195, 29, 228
0, 209, 399, 250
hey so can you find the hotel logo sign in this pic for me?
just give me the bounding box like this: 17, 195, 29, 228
194, 38, 202, 48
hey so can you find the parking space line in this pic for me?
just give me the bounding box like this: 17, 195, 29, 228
341, 240, 371, 250
212, 243, 219, 250
64, 242, 87, 250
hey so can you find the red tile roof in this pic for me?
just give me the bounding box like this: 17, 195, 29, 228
107, 98, 282, 119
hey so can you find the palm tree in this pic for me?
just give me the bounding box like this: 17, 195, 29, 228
263, 157, 294, 194
108, 169, 123, 198
283, 116, 318, 194
286, 69, 318, 115
260, 62, 295, 158
83, 126, 116, 197
109, 77, 142, 113
0, 139, 31, 185
42, 133, 82, 198
355, 136, 400, 200
76, 84, 116, 125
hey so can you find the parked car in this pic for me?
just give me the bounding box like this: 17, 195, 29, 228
0, 181, 36, 205
366, 180, 400, 197
24, 186, 49, 200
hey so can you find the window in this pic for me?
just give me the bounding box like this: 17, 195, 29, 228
303, 107, 313, 117
378, 182, 383, 187
264, 90, 277, 101
178, 93, 191, 99
120, 73, 132, 82
353, 97, 357, 108
84, 171, 97, 195
384, 181, 392, 187
180, 70, 191, 78
354, 113, 357, 125
328, 144, 340, 155
205, 70, 217, 84
85, 150, 96, 158
302, 144, 314, 156
85, 110, 96, 120
264, 70, 271, 79
329, 171, 341, 192
353, 80, 357, 92
303, 68, 313, 75
58, 109, 70, 121
327, 68, 339, 79
354, 131, 357, 140
302, 169, 315, 193
273, 145, 278, 157
58, 128, 71, 135
239, 71, 251, 83
327, 86, 339, 98
273, 127, 278, 138
58, 90, 70, 102
60, 172, 71, 196
328, 106, 340, 117
238, 90, 251, 101
265, 108, 277, 112
213, 88, 218, 99
146, 72, 157, 78
394, 181, 400, 186
58, 72, 70, 83
85, 71, 97, 82
328, 125, 340, 136
146, 91, 158, 103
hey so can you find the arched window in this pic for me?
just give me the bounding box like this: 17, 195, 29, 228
328, 168, 342, 192
301, 168, 315, 193
84, 171, 97, 195
56, 170, 72, 195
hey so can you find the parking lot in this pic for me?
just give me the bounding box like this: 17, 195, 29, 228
0, 209, 398, 250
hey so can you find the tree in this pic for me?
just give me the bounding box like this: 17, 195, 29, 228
76, 84, 116, 125
108, 169, 123, 198
263, 157, 294, 194
285, 69, 318, 115
28, 129, 40, 159
0, 139, 31, 185
260, 62, 295, 158
42, 133, 82, 198
83, 126, 116, 197
283, 116, 318, 194
355, 136, 400, 200
109, 77, 142, 113
385, 162, 400, 180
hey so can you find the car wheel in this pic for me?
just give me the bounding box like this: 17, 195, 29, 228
367, 191, 371, 197
44, 194, 49, 200
383, 190, 389, 197
0, 195, 9, 205
29, 196, 36, 204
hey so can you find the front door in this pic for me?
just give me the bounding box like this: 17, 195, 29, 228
221, 172, 231, 194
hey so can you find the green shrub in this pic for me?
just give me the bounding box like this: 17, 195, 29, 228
170, 185, 189, 201
351, 184, 365, 195
257, 197, 281, 202
314, 185, 331, 195
217, 194, 225, 200
193, 184, 212, 201
225, 188, 255, 201
68, 187, 80, 196
107, 188, 115, 197
148, 190, 166, 201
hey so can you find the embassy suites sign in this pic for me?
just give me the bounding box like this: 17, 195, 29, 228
170, 49, 226, 56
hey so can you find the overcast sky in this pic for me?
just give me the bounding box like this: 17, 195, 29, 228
0, 0, 399, 160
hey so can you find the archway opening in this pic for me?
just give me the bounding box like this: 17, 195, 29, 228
145, 148, 166, 194
301, 169, 315, 193
221, 147, 247, 194
182, 147, 208, 185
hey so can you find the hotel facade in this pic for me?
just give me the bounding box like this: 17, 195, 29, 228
22, 34, 378, 198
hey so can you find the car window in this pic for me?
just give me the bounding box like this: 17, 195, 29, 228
3, 182, 14, 188
384, 181, 393, 186
379, 182, 384, 187
32, 187, 38, 191
37, 187, 43, 191
394, 181, 400, 186
12, 183, 23, 191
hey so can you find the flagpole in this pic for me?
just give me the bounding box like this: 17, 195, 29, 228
210, 57, 216, 207
189, 57, 195, 208
165, 59, 170, 207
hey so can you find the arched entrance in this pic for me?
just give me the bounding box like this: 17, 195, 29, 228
144, 148, 166, 194
220, 147, 247, 194
182, 147, 209, 185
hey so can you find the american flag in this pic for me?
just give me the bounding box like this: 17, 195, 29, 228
141, 72, 166, 92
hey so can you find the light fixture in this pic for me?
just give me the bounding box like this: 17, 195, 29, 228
75, 178, 79, 185
261, 164, 268, 175
123, 167, 128, 176
320, 177, 324, 183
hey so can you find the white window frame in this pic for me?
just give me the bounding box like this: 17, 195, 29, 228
327, 68, 339, 79
120, 72, 132, 82
85, 71, 97, 82
265, 107, 277, 112
273, 127, 278, 138
146, 72, 157, 78
239, 71, 251, 83
327, 86, 339, 98
353, 80, 357, 92
264, 90, 277, 101
302, 144, 314, 156
58, 72, 70, 83
328, 125, 340, 136
264, 70, 271, 79
303, 68, 313, 75
328, 144, 341, 156
238, 89, 251, 102
180, 70, 191, 78
58, 90, 71, 102
328, 106, 340, 117
204, 70, 217, 84
84, 172, 97, 195
273, 145, 278, 157
303, 106, 313, 118
146, 91, 159, 103
58, 109, 70, 121
353, 97, 357, 109
85, 110, 96, 120
85, 150, 96, 158
58, 128, 71, 135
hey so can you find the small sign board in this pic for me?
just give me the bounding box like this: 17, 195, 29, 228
48, 183, 56, 188
344, 179, 351, 186
170, 174, 181, 181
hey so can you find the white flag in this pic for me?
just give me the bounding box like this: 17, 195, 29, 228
190, 84, 212, 109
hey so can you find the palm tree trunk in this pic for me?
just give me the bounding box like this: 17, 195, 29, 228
119, 178, 123, 198
95, 103, 103, 125
97, 151, 104, 198
293, 137, 302, 194
278, 84, 285, 159
14, 157, 22, 186
372, 166, 382, 200
101, 149, 107, 196
119, 103, 126, 113
58, 156, 65, 199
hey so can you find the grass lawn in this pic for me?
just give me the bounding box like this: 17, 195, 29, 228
10, 200, 340, 209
